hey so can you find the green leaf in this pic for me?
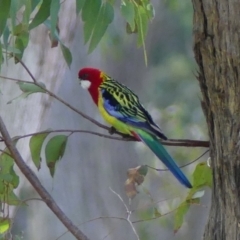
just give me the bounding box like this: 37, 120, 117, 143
29, 0, 52, 30
135, 5, 148, 64
45, 135, 68, 177
2, 25, 10, 49
14, 30, 30, 61
146, 3, 155, 19
18, 82, 46, 93
0, 0, 11, 36
7, 82, 46, 104
0, 218, 10, 234
174, 199, 199, 233
0, 174, 13, 182
174, 202, 190, 233
10, 0, 18, 30
121, 1, 135, 31
88, 2, 114, 53
136, 6, 148, 46
137, 165, 148, 176
29, 132, 50, 170
0, 149, 19, 189
12, 23, 28, 36
50, 0, 60, 38
44, 20, 72, 67
2, 46, 21, 54
60, 43, 72, 67
82, 0, 102, 43
23, 0, 32, 25
76, 0, 85, 14
82, 0, 101, 22
31, 0, 40, 11
1, 190, 21, 205
0, 44, 2, 68
14, 36, 24, 60
192, 162, 212, 188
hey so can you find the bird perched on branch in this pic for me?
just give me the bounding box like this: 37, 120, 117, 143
78, 67, 192, 188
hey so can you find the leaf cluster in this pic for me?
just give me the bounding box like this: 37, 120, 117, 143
0, 0, 154, 68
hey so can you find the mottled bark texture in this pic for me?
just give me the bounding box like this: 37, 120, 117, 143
192, 0, 240, 239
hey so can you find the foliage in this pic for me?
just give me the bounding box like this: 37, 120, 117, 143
0, 0, 154, 67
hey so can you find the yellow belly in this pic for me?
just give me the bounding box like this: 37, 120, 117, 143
98, 94, 132, 135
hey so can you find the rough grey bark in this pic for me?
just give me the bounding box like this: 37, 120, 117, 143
192, 0, 240, 239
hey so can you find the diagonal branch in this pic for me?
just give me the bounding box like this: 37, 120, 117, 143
0, 115, 90, 240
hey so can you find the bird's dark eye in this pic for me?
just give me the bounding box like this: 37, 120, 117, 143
82, 73, 89, 79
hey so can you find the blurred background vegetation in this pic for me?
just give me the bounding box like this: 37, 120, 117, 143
0, 0, 210, 239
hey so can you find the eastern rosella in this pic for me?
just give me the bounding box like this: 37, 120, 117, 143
78, 67, 192, 188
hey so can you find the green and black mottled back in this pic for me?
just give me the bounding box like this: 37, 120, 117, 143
99, 75, 167, 140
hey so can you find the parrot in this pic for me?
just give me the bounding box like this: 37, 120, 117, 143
78, 67, 192, 188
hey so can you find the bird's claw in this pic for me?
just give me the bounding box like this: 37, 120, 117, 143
109, 127, 117, 135
121, 134, 135, 140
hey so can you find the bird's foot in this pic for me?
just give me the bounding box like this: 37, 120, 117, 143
108, 127, 135, 140
121, 134, 136, 141
108, 126, 117, 135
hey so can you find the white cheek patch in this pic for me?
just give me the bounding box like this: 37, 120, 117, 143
80, 80, 91, 89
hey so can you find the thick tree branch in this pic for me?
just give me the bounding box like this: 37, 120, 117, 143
0, 128, 210, 148
0, 115, 90, 240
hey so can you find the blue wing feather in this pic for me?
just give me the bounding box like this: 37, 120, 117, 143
101, 88, 167, 140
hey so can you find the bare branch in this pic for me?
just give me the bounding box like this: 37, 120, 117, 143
146, 149, 209, 172
132, 201, 202, 224
0, 75, 32, 84
161, 139, 209, 148
15, 57, 37, 84
56, 216, 128, 240
13, 129, 126, 141
9, 128, 209, 148
110, 187, 140, 240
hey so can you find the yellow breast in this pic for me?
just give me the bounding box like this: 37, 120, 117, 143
98, 92, 132, 135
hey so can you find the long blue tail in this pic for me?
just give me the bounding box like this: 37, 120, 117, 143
136, 133, 192, 188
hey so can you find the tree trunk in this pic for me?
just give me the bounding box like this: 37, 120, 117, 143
192, 0, 240, 239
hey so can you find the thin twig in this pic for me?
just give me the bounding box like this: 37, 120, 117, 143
56, 216, 128, 240
132, 201, 203, 223
0, 149, 12, 157
0, 115, 89, 240
146, 149, 209, 172
109, 187, 140, 240
132, 206, 178, 224
0, 75, 32, 84
12, 129, 127, 141
0, 124, 209, 147
10, 197, 44, 234
15, 57, 37, 84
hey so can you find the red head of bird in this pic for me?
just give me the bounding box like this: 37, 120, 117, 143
78, 67, 104, 104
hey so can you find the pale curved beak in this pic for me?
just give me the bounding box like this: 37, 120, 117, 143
79, 79, 91, 89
